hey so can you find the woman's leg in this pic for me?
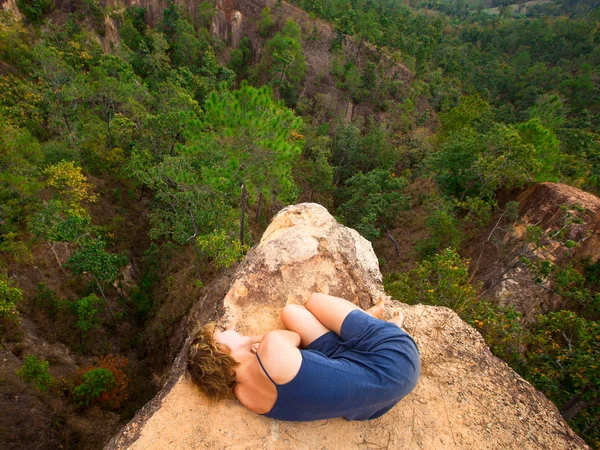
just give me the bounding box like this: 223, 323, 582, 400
303, 293, 368, 336
280, 304, 330, 348
283, 295, 386, 346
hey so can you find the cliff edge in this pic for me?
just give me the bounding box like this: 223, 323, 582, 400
105, 203, 587, 449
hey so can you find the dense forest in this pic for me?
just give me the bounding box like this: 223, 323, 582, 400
0, 0, 599, 448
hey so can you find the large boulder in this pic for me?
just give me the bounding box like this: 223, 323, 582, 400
106, 203, 587, 449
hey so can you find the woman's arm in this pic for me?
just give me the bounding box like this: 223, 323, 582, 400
256, 330, 302, 384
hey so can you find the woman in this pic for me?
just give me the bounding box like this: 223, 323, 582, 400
187, 293, 420, 421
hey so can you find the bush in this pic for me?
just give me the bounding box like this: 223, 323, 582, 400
16, 0, 54, 23
75, 355, 128, 408
414, 203, 463, 259
33, 283, 61, 319
16, 355, 53, 391
0, 274, 22, 321
75, 293, 101, 335
384, 247, 525, 364
74, 368, 116, 406
385, 247, 479, 311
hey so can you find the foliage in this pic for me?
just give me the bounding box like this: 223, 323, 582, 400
0, 117, 42, 240
0, 274, 22, 321
16, 0, 54, 24
253, 20, 307, 105
331, 121, 399, 185
300, 135, 334, 205
415, 200, 463, 259
189, 82, 304, 207
337, 169, 409, 241
43, 161, 97, 215
431, 124, 541, 201
525, 311, 599, 440
73, 368, 116, 406
16, 355, 52, 391
66, 239, 128, 286
385, 247, 479, 311
33, 283, 61, 318
258, 7, 274, 38
196, 229, 248, 270
75, 355, 128, 408
228, 37, 252, 81
385, 248, 525, 362
75, 293, 101, 335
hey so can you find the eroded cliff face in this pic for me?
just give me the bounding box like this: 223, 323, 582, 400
105, 203, 587, 450
472, 182, 600, 318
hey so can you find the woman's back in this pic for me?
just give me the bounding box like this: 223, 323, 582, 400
248, 310, 420, 422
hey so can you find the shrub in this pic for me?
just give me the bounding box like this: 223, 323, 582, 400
74, 368, 116, 406
16, 355, 53, 391
75, 294, 101, 335
75, 355, 128, 408
384, 247, 525, 364
385, 247, 479, 311
16, 0, 54, 23
0, 274, 22, 321
33, 283, 61, 319
414, 204, 463, 259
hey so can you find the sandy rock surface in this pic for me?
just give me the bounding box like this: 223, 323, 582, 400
106, 203, 587, 450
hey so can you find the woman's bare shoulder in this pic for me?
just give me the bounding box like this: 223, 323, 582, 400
257, 331, 302, 385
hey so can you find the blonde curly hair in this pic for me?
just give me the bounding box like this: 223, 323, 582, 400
187, 323, 239, 401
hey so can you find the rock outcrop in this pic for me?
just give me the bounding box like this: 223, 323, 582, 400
106, 203, 587, 450
473, 182, 600, 318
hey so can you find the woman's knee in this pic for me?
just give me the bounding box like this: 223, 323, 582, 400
281, 304, 307, 329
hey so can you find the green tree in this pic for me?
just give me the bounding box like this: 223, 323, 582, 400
0, 117, 41, 259
526, 312, 599, 435
438, 95, 493, 136
187, 82, 304, 237
16, 0, 54, 23
65, 239, 128, 319
258, 7, 274, 38
228, 37, 252, 81
28, 161, 96, 267
253, 20, 307, 104
139, 30, 171, 83
431, 124, 540, 201
301, 135, 334, 204
384, 248, 525, 362
169, 15, 210, 70
127, 149, 240, 277
73, 367, 116, 406
353, 10, 381, 63
337, 169, 409, 246
16, 355, 52, 392
415, 201, 463, 259
75, 293, 101, 335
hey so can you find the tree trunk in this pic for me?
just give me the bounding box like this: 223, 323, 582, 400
560, 386, 591, 421
383, 223, 401, 256
137, 185, 145, 202
95, 277, 115, 320
459, 178, 478, 202
354, 36, 364, 64
61, 106, 75, 143
49, 243, 68, 275
256, 192, 263, 221
240, 184, 247, 246
344, 93, 354, 122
